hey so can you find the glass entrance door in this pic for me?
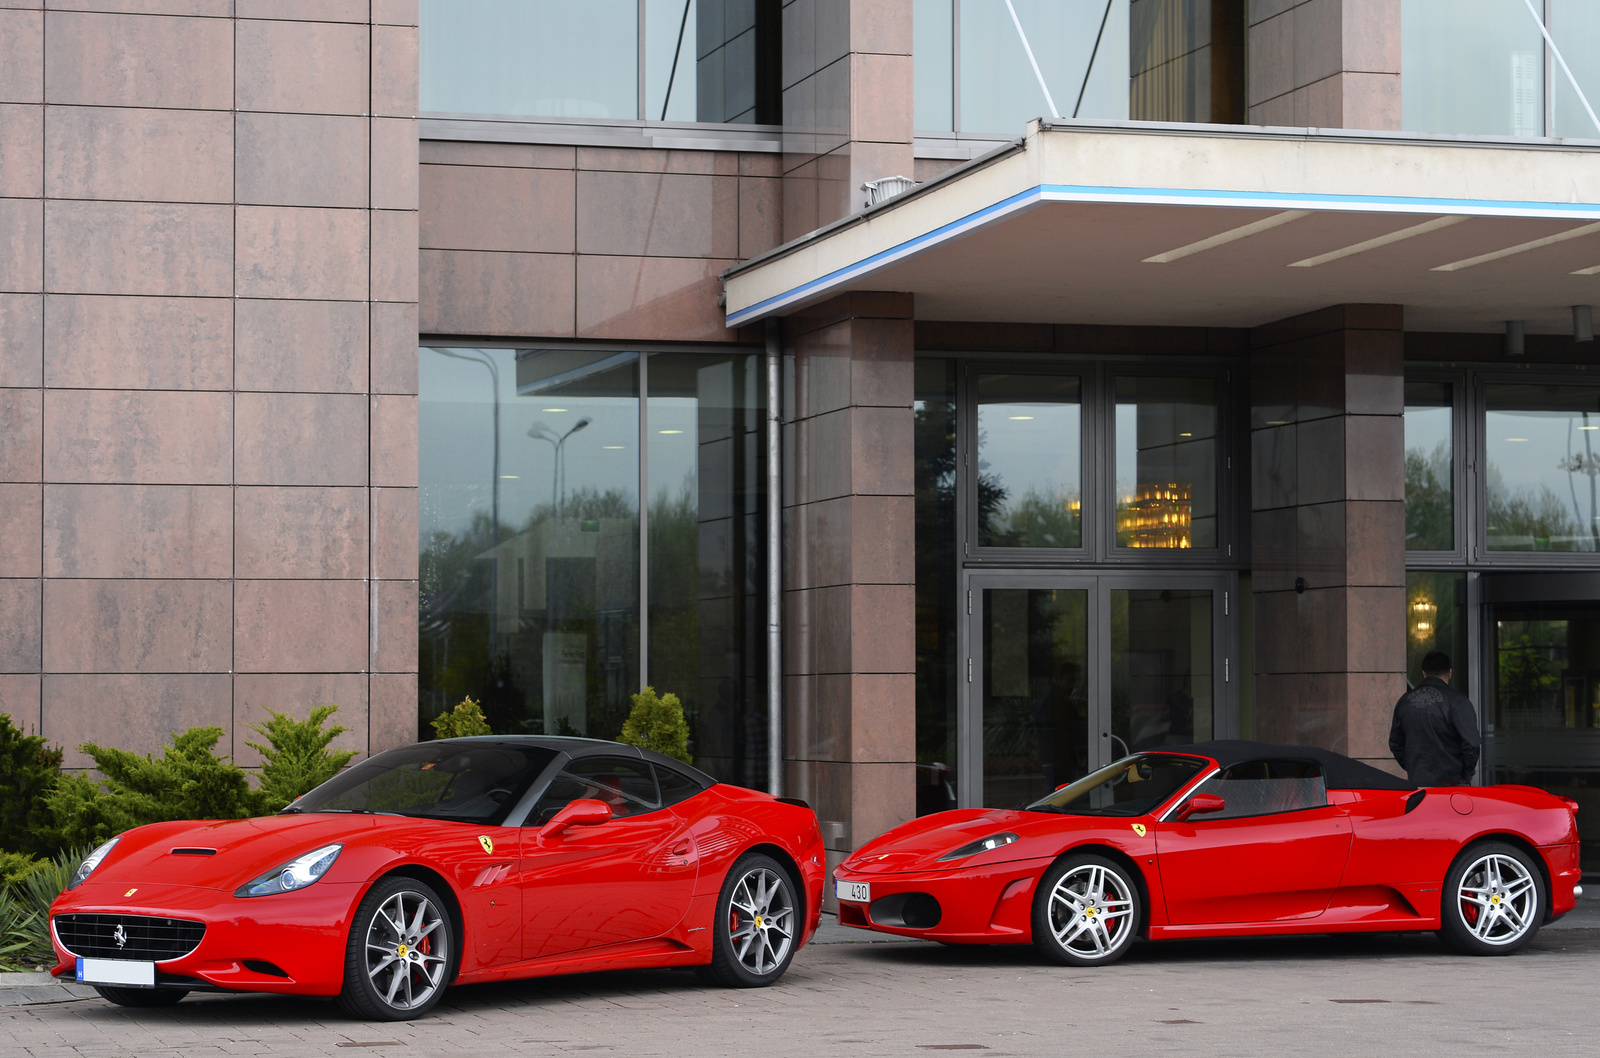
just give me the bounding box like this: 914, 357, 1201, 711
963, 573, 1231, 809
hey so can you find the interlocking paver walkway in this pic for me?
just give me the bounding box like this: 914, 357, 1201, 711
5, 919, 1598, 1057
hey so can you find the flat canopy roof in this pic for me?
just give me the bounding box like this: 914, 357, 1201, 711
723, 122, 1600, 335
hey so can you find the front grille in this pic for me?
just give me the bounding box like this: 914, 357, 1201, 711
54, 913, 206, 962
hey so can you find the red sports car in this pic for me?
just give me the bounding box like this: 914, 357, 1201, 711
833, 741, 1582, 964
48, 736, 824, 1019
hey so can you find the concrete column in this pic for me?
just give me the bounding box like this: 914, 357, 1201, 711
780, 0, 915, 240
1247, 0, 1401, 130
1250, 305, 1406, 771
781, 291, 916, 896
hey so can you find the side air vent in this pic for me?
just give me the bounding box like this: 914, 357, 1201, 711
243, 960, 290, 978
1404, 790, 1426, 814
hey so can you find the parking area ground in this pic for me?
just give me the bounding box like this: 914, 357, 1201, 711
6, 909, 1600, 1058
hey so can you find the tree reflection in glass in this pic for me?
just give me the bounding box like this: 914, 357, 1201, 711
976, 373, 1083, 548
1404, 381, 1453, 551
1486, 384, 1600, 552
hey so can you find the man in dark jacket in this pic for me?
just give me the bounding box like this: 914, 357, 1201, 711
1390, 651, 1481, 786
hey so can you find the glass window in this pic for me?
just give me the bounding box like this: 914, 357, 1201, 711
295, 743, 557, 825
1112, 588, 1213, 751
958, 0, 1129, 132
530, 757, 662, 823
1192, 760, 1327, 819
1404, 381, 1454, 551
914, 0, 955, 131
420, 346, 768, 790
1485, 383, 1600, 552
1026, 752, 1209, 817
915, 359, 959, 814
976, 372, 1083, 548
1406, 571, 1467, 694
1403, 0, 1545, 137
1114, 376, 1216, 549
655, 764, 708, 807
1551, 0, 1600, 139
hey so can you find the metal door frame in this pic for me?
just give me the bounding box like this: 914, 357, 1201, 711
959, 568, 1237, 809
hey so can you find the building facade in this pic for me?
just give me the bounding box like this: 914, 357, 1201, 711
4, 1, 1600, 886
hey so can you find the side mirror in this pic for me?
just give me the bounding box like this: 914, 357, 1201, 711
1175, 793, 1226, 822
541, 798, 612, 837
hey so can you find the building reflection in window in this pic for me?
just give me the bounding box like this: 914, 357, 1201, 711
419, 346, 768, 789
1402, 0, 1545, 137
1486, 383, 1600, 553
1405, 571, 1467, 693
1114, 376, 1216, 549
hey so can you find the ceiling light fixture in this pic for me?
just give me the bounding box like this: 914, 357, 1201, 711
1575, 305, 1594, 343
1289, 215, 1466, 268
1143, 210, 1311, 264
1505, 320, 1526, 357
1434, 221, 1600, 271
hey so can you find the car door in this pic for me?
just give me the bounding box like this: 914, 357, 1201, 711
520, 756, 698, 959
1155, 759, 1353, 925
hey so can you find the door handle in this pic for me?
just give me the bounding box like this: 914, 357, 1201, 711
671, 840, 692, 857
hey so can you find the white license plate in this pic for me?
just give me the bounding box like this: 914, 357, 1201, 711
76, 958, 155, 987
835, 879, 870, 904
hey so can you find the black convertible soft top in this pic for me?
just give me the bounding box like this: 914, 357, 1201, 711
1149, 739, 1417, 792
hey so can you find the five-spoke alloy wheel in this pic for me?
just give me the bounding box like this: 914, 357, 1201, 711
1440, 841, 1543, 955
701, 853, 799, 987
1032, 853, 1141, 966
338, 876, 456, 1020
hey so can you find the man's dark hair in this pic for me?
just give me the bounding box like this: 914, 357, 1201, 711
1420, 651, 1452, 677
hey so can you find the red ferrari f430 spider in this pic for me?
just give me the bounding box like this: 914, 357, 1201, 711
834, 741, 1582, 964
49, 736, 824, 1019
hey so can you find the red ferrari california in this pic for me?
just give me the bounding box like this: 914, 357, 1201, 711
48, 736, 824, 1019
834, 741, 1582, 964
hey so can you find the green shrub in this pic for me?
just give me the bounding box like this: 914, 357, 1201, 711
430, 697, 492, 739
45, 727, 260, 849
0, 714, 63, 857
0, 850, 41, 888
245, 705, 357, 812
618, 686, 691, 764
0, 846, 84, 971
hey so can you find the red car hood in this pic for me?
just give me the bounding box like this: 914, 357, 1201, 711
843, 808, 1047, 874
77, 814, 385, 893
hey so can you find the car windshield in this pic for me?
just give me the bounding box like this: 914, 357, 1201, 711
290, 743, 557, 825
1025, 753, 1209, 817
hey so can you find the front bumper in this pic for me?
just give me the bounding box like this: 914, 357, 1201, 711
832, 857, 1054, 943
51, 880, 361, 996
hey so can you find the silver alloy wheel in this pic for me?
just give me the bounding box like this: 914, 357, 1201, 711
1046, 862, 1136, 959
726, 866, 794, 976
1456, 852, 1538, 945
363, 889, 448, 1011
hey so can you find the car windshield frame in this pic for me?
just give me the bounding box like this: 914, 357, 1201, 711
1024, 752, 1211, 817
288, 742, 559, 826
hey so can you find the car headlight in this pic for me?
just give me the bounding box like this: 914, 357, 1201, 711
937, 832, 1019, 862
235, 844, 343, 898
67, 836, 121, 891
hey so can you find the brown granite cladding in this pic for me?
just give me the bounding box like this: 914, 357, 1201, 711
417, 141, 780, 341
779, 291, 916, 901
780, 0, 914, 240
0, 7, 420, 763
1247, 0, 1400, 130
1250, 305, 1406, 771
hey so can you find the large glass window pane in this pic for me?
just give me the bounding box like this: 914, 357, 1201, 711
421, 0, 639, 119
915, 359, 959, 814
646, 0, 699, 122
914, 0, 955, 131
1404, 381, 1454, 551
1114, 376, 1216, 549
981, 588, 1089, 808
959, 0, 1129, 132
1402, 0, 1544, 137
1485, 384, 1600, 552
1405, 571, 1468, 694
420, 348, 640, 739
1112, 588, 1213, 752
1551, 0, 1600, 139
646, 353, 768, 789
976, 373, 1083, 548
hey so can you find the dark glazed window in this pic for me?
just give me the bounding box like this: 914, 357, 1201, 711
1404, 381, 1454, 551
295, 743, 557, 826
655, 764, 708, 807
976, 372, 1083, 548
915, 359, 959, 815
1193, 760, 1327, 819
1485, 383, 1600, 552
1114, 375, 1216, 549
530, 757, 661, 823
1406, 571, 1467, 694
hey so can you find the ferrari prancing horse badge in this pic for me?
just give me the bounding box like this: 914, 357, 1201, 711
478, 835, 494, 854
1131, 824, 1147, 837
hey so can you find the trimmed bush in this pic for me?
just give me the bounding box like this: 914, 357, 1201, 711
430, 697, 492, 739
618, 686, 692, 764
0, 714, 63, 858
246, 705, 357, 812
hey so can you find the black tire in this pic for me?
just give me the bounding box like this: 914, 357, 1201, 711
1438, 841, 1544, 956
93, 985, 188, 1007
1031, 853, 1141, 967
700, 853, 799, 987
337, 876, 456, 1020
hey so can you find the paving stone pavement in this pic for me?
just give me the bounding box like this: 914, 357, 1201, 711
4, 919, 1599, 1057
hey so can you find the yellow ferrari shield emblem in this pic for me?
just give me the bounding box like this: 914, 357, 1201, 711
1131, 824, 1147, 837
478, 835, 494, 855
124, 888, 138, 897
